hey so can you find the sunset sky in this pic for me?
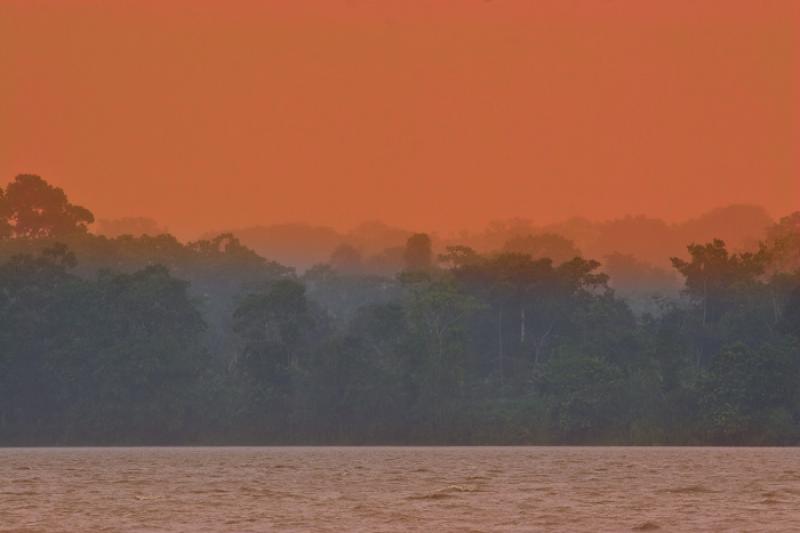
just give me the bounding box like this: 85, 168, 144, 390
2, 0, 798, 239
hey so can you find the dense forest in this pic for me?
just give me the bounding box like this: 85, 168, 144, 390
1, 174, 799, 445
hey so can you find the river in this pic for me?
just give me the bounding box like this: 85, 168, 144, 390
2, 446, 799, 531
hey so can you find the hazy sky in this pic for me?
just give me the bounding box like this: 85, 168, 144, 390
2, 1, 798, 239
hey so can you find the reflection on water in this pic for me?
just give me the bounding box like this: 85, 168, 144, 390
2, 447, 799, 532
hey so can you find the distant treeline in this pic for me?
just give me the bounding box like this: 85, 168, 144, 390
1, 174, 799, 445
100, 201, 773, 281
174, 204, 774, 276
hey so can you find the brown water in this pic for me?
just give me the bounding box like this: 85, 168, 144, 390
1, 447, 800, 532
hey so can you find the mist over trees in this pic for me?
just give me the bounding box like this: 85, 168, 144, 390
1, 174, 799, 445
205, 203, 770, 304
94, 217, 168, 238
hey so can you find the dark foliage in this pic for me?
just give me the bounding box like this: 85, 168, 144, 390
1, 175, 799, 445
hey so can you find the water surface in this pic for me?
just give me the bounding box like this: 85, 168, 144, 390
2, 447, 799, 531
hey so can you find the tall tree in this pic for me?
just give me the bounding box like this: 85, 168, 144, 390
234, 279, 318, 386
403, 233, 433, 272
763, 212, 800, 275
84, 265, 209, 442
671, 239, 765, 325
3, 174, 94, 238
0, 188, 11, 239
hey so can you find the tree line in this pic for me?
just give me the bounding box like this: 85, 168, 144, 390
1, 174, 799, 445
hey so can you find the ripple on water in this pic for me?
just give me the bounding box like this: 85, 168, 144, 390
657, 484, 717, 494
632, 521, 661, 530
1, 447, 799, 532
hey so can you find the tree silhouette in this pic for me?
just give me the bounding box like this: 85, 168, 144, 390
403, 233, 433, 272
3, 174, 94, 238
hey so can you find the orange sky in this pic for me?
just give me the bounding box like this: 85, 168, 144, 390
2, 1, 798, 239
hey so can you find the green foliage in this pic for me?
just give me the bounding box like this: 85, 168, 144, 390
670, 239, 766, 323
2, 176, 800, 445
234, 279, 313, 382
0, 247, 210, 444
700, 342, 800, 444
405, 277, 481, 398
538, 351, 626, 441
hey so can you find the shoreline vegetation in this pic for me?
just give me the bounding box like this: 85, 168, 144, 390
1, 174, 799, 446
